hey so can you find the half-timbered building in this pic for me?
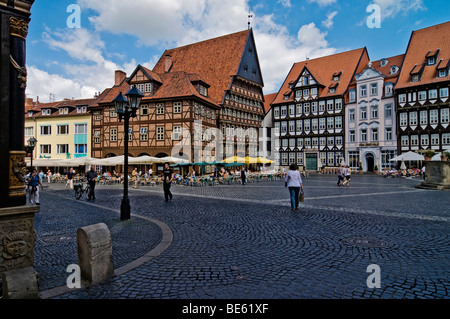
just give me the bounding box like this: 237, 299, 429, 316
271, 48, 369, 171
91, 29, 265, 165
395, 22, 450, 155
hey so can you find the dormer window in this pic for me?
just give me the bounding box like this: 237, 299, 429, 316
199, 85, 208, 97
426, 49, 439, 66
332, 71, 342, 82
390, 65, 399, 74
410, 63, 425, 82
42, 109, 51, 115
436, 59, 449, 78
28, 111, 33, 117
136, 82, 152, 94
76, 106, 87, 113
380, 59, 388, 67
428, 56, 436, 66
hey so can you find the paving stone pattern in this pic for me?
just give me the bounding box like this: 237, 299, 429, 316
35, 175, 449, 299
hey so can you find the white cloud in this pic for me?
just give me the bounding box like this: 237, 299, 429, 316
27, 66, 97, 103
29, 0, 338, 100
371, 0, 425, 20
254, 18, 336, 93
308, 0, 337, 6
322, 11, 338, 29
278, 0, 292, 8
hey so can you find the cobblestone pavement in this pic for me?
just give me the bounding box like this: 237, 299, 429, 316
34, 174, 449, 299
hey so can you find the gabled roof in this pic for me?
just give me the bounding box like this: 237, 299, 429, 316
152, 29, 252, 104
25, 98, 96, 118
93, 70, 219, 108
396, 21, 450, 89
272, 47, 369, 105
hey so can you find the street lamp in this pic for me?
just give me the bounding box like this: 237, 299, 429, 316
27, 137, 37, 171
113, 85, 144, 221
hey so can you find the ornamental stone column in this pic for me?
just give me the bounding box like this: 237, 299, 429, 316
0, 0, 38, 299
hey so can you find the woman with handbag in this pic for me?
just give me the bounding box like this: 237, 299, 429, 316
285, 164, 304, 211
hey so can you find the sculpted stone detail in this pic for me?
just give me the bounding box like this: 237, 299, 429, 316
9, 152, 27, 197
10, 55, 27, 89
9, 16, 28, 39
0, 218, 36, 273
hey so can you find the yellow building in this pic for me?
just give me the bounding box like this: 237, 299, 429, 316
25, 97, 96, 166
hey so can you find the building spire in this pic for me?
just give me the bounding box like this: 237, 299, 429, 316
248, 10, 253, 30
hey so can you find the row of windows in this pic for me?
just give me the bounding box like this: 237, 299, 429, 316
107, 126, 180, 142
398, 88, 449, 103
348, 104, 392, 121
221, 126, 258, 138
277, 136, 344, 148
225, 93, 263, 108
349, 83, 394, 102
399, 108, 449, 126
278, 152, 343, 166
34, 124, 88, 136
220, 108, 261, 121
348, 128, 393, 143
39, 144, 87, 155
400, 133, 450, 146
274, 100, 343, 117
275, 117, 343, 133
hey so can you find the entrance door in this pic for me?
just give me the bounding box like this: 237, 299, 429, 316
305, 153, 318, 171
365, 153, 374, 172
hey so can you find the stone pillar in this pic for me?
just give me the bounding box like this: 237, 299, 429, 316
0, 1, 34, 208
0, 0, 37, 298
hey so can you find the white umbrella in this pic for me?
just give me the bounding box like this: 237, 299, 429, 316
129, 155, 166, 164
400, 161, 407, 170
28, 158, 68, 167
390, 151, 424, 161
55, 156, 104, 166
158, 156, 189, 163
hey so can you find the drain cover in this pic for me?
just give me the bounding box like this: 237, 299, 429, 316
342, 237, 388, 248
38, 234, 77, 244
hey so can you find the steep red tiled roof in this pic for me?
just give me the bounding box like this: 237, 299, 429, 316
263, 93, 277, 114
152, 30, 251, 104
94, 71, 219, 108
371, 54, 405, 80
396, 21, 450, 89
272, 48, 369, 105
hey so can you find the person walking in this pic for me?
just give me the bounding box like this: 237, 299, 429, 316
162, 162, 174, 202
47, 169, 52, 183
285, 164, 304, 211
85, 166, 98, 200
132, 167, 138, 189
337, 165, 344, 186
28, 169, 43, 205
343, 165, 351, 186
240, 167, 247, 185
65, 167, 75, 190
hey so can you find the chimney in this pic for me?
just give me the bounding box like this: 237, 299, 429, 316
115, 70, 127, 86
164, 54, 172, 73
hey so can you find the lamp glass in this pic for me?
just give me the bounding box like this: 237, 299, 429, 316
125, 85, 144, 110
113, 92, 128, 114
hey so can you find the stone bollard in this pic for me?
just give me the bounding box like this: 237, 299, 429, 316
77, 223, 114, 284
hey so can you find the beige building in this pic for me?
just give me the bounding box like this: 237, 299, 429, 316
25, 97, 96, 165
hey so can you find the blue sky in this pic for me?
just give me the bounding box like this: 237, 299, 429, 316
26, 0, 450, 103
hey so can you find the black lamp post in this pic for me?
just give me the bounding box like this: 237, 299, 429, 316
27, 137, 37, 172
113, 85, 144, 221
